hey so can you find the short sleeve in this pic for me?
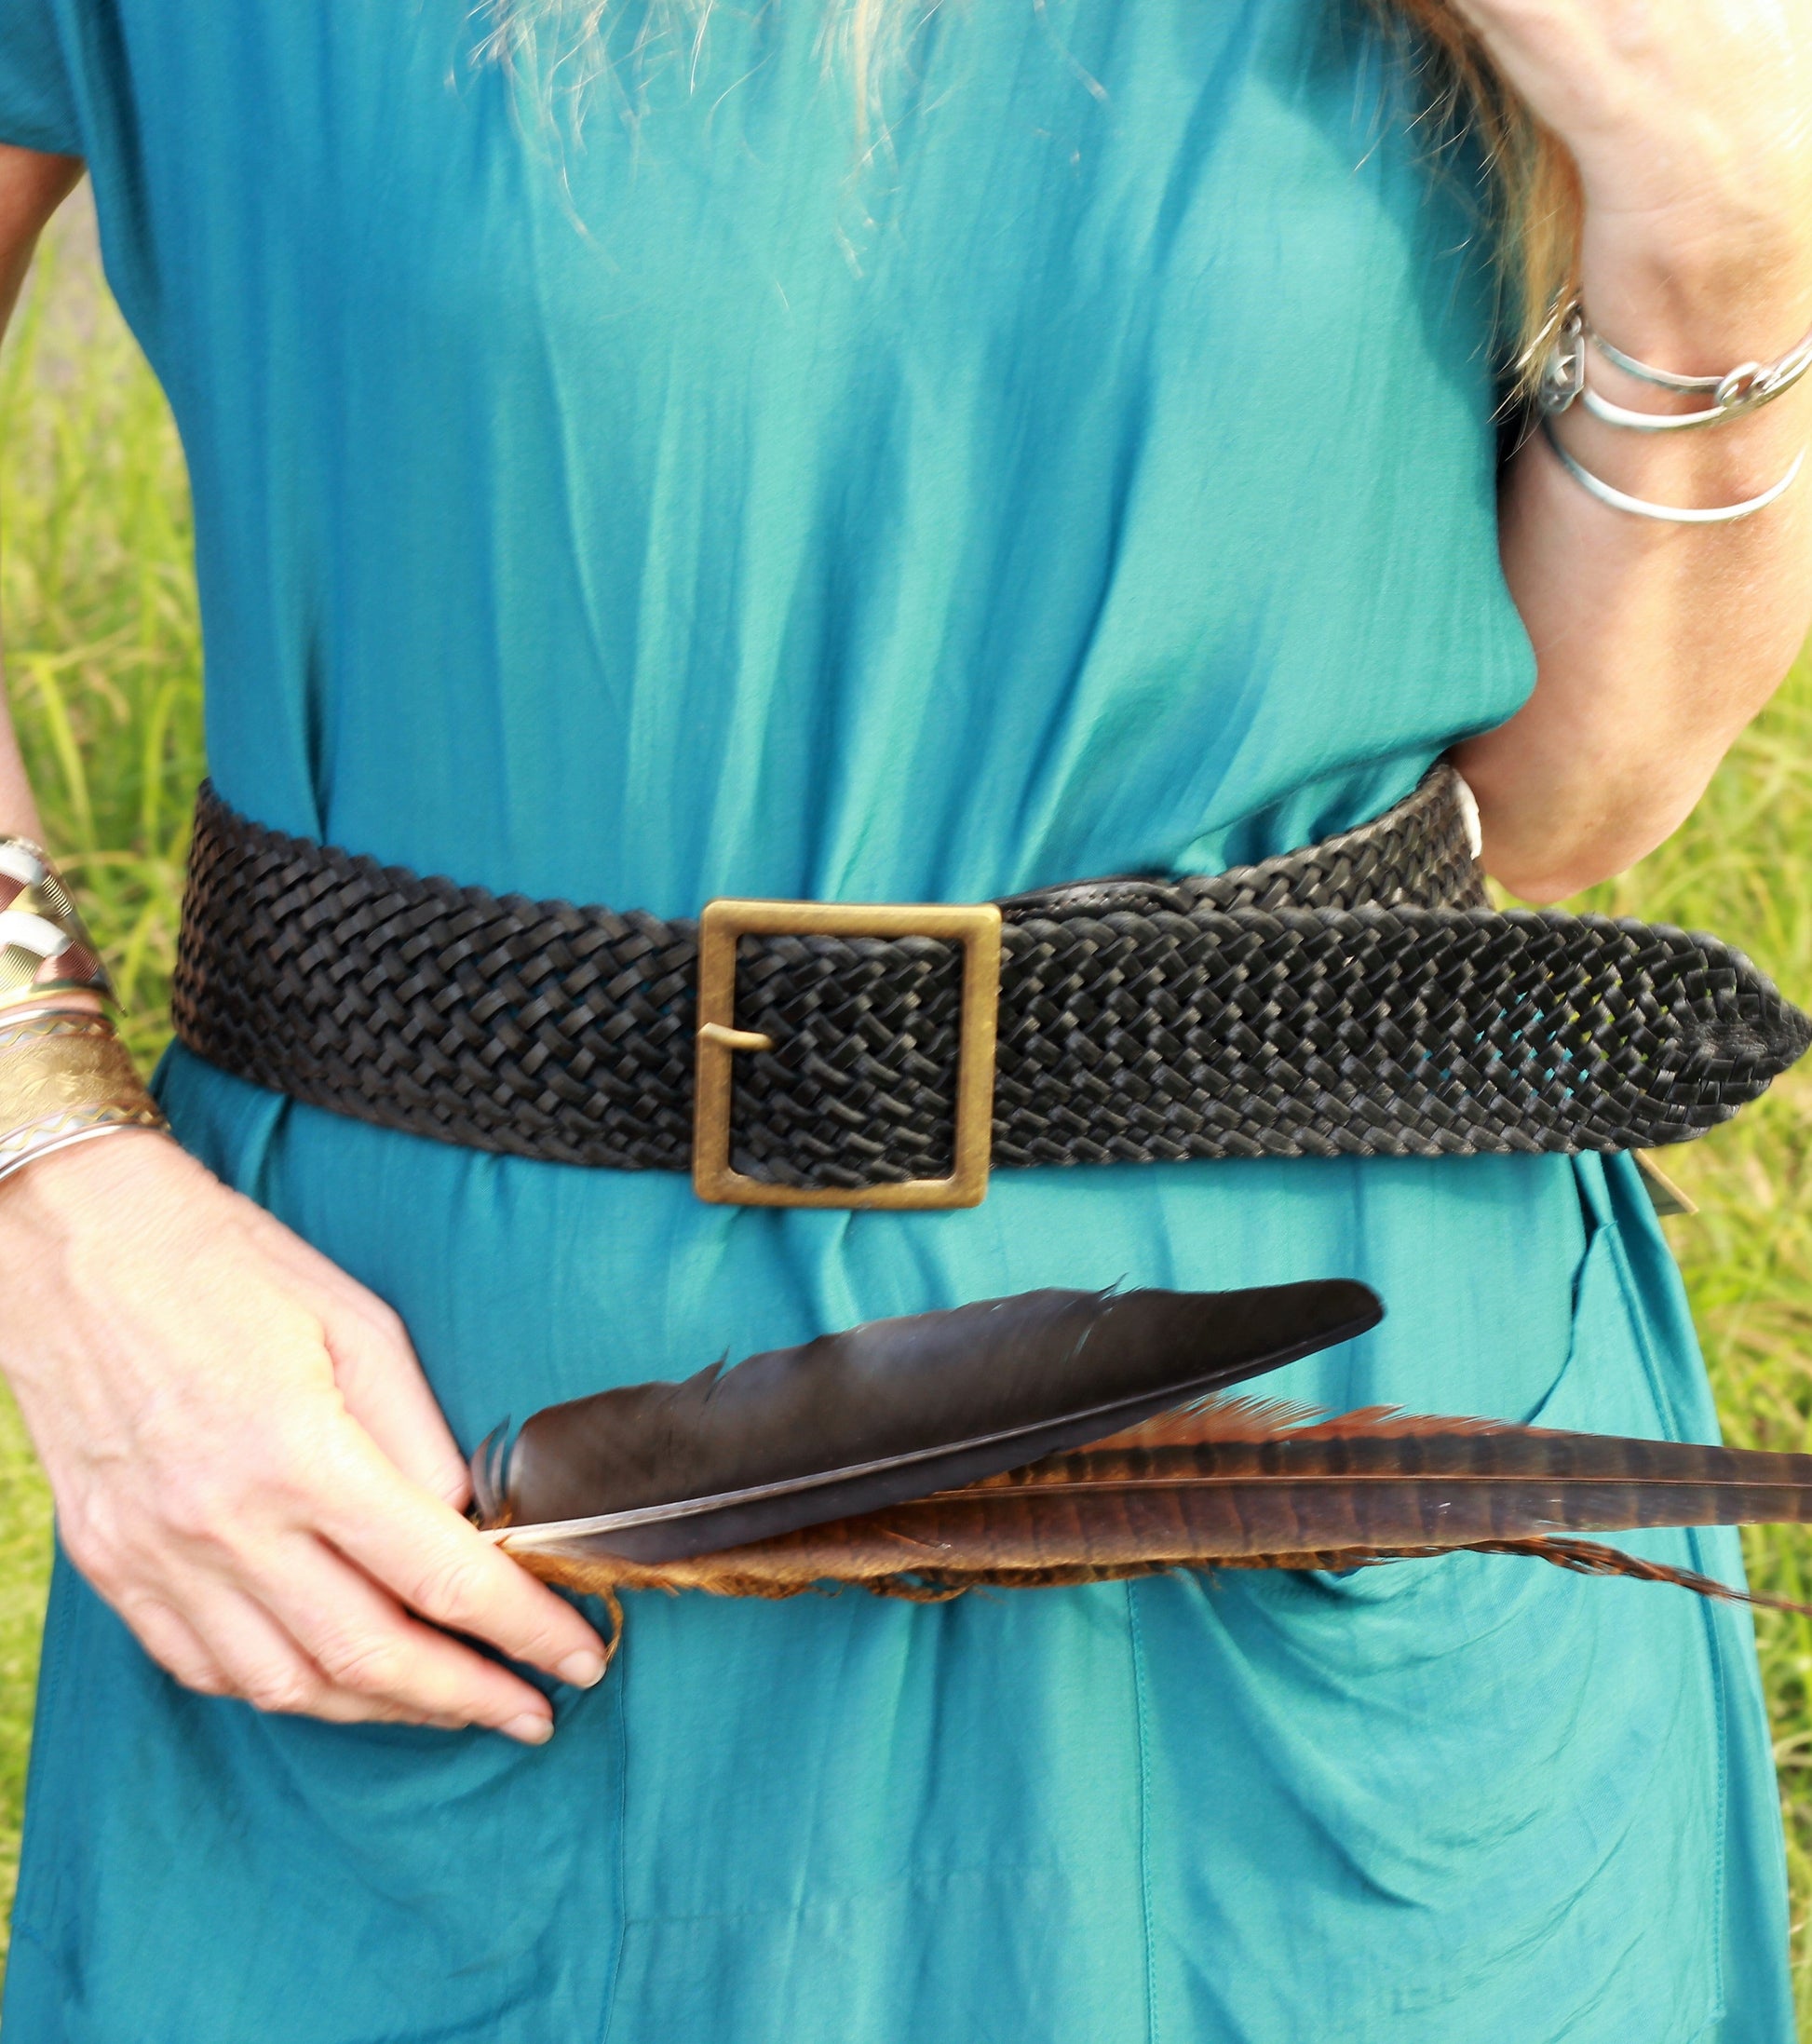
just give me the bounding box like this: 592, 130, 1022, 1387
0, 0, 84, 156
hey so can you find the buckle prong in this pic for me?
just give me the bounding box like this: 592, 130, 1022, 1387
696, 1022, 776, 1055
692, 898, 1004, 1211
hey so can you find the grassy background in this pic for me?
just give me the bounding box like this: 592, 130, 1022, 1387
4, 196, 1812, 2014
0, 202, 203, 1967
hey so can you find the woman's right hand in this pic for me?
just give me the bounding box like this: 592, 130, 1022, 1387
0, 1128, 609, 1739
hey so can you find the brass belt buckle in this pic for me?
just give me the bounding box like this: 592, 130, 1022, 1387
692, 898, 1004, 1211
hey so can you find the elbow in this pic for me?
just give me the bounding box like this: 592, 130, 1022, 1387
1476, 795, 1698, 906
1483, 844, 1615, 906
1456, 729, 1720, 906
1486, 862, 1603, 907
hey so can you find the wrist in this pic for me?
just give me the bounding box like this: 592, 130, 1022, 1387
1575, 199, 1812, 375
1541, 197, 1812, 511
1537, 392, 1810, 525
0, 1009, 169, 1194
0, 1129, 187, 1308
0, 1119, 176, 1209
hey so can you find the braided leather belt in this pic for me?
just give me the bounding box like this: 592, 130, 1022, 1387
170, 769, 1811, 1209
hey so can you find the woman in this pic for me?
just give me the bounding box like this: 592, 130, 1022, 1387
0, 0, 1808, 2036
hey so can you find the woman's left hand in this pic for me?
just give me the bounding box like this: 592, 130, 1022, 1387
1450, 0, 1812, 360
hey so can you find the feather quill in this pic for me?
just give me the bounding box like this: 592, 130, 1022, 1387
479, 1281, 1382, 1563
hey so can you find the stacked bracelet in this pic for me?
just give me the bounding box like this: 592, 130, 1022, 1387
0, 836, 116, 1007
0, 1009, 168, 1184
0, 836, 168, 1186
1542, 422, 1806, 526
1537, 301, 1810, 524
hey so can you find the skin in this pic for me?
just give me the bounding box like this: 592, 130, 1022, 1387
1453, 0, 1812, 897
0, 152, 608, 1745
0, 6, 1810, 1732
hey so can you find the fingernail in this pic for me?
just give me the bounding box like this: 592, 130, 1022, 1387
558, 1650, 607, 1689
502, 1712, 553, 1746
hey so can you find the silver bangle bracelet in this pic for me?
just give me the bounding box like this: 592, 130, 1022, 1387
0, 1115, 164, 1187
1591, 315, 1812, 407
1578, 384, 1750, 435
1541, 419, 1806, 525
1539, 303, 1812, 433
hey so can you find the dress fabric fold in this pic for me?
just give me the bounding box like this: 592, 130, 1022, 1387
0, 0, 1792, 2037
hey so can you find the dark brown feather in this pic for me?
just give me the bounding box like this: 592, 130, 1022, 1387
480, 1281, 1382, 1563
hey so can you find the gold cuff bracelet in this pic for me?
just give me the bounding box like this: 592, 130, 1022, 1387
0, 1009, 169, 1184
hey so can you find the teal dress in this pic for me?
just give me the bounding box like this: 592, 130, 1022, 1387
0, 2, 1793, 2037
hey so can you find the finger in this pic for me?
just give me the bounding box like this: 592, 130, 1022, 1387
257, 1531, 557, 1739
120, 1577, 471, 1730
239, 1214, 472, 1507
314, 1440, 609, 1687
319, 1309, 472, 1511
173, 1573, 443, 1727
116, 1591, 233, 1699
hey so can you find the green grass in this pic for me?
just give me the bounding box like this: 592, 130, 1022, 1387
1567, 690, 1812, 1991
0, 202, 201, 1972
5, 194, 1812, 2015
0, 209, 203, 1068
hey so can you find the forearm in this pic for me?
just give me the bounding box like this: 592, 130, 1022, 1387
1460, 261, 1812, 901
1445, 0, 1812, 902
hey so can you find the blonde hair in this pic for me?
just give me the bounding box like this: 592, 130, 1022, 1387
1381, 0, 1582, 383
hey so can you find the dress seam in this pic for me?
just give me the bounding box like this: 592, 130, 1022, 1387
1602, 1199, 1729, 2034
1126, 1582, 1159, 2044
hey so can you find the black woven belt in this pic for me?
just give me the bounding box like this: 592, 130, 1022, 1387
170, 769, 1810, 1209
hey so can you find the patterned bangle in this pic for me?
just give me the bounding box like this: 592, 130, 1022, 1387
0, 1009, 169, 1186
0, 836, 116, 1012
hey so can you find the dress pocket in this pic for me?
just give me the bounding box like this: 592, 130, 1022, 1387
1525, 1151, 1719, 1447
